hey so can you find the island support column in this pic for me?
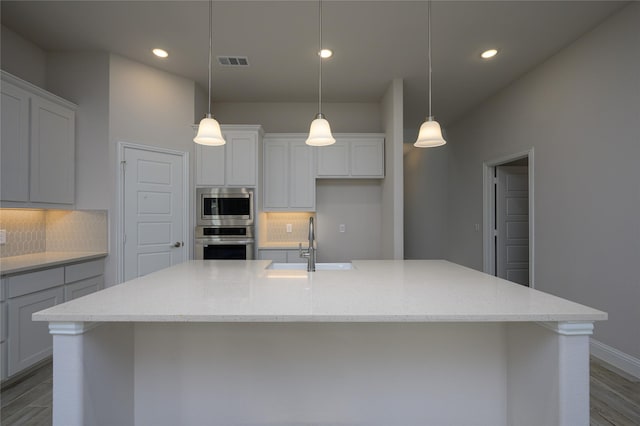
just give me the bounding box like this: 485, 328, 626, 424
49, 322, 134, 426
506, 321, 594, 426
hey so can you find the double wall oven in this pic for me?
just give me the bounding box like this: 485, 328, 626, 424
195, 188, 255, 260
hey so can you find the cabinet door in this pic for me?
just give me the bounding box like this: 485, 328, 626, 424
30, 96, 75, 204
286, 249, 307, 264
263, 140, 289, 209
65, 276, 103, 301
316, 140, 349, 177
1, 82, 30, 202
258, 250, 287, 262
225, 132, 257, 186
196, 144, 225, 186
289, 141, 315, 210
8, 286, 64, 376
350, 137, 384, 177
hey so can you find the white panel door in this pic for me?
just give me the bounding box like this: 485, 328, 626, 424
497, 166, 529, 286
124, 147, 185, 281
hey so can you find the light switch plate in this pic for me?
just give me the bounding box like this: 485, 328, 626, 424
286, 224, 292, 233
0, 229, 6, 245
339, 224, 346, 233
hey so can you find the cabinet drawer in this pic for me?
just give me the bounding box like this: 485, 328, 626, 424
65, 276, 103, 301
65, 259, 104, 283
7, 267, 64, 298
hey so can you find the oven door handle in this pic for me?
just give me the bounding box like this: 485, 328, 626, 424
198, 240, 255, 246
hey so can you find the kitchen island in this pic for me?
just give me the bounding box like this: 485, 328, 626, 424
34, 260, 606, 426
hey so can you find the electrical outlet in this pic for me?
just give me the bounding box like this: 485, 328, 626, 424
0, 229, 6, 245
339, 224, 346, 233
286, 224, 292, 233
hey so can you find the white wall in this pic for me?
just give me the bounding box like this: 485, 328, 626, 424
213, 102, 382, 133
403, 137, 449, 259
444, 3, 640, 360
46, 52, 111, 210
380, 79, 404, 259
316, 180, 382, 262
0, 25, 46, 88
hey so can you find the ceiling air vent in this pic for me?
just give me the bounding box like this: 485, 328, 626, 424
217, 56, 249, 67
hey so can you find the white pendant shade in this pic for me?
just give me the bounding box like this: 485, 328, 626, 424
194, 116, 226, 146
306, 116, 336, 146
414, 118, 446, 148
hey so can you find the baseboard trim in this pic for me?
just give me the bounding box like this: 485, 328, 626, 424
590, 338, 640, 380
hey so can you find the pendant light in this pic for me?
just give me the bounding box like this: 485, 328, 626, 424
306, 0, 335, 146
414, 0, 446, 148
194, 0, 225, 146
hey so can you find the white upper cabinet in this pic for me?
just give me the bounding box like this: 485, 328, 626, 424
195, 125, 262, 187
1, 71, 76, 205
263, 135, 315, 211
1, 81, 30, 202
30, 96, 76, 204
316, 134, 385, 179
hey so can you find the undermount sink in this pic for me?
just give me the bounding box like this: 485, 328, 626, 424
267, 262, 353, 271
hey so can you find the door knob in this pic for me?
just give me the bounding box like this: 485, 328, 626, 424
172, 241, 184, 248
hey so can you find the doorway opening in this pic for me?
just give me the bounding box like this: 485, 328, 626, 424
483, 149, 534, 287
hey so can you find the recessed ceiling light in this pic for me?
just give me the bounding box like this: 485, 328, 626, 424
152, 48, 169, 58
481, 49, 498, 59
318, 49, 333, 59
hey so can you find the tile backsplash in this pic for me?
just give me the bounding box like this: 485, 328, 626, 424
262, 212, 315, 243
0, 209, 108, 258
0, 209, 46, 257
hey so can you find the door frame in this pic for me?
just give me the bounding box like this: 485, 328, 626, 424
482, 148, 535, 288
116, 141, 190, 284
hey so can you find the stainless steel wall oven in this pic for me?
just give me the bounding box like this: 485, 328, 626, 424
194, 225, 254, 260
195, 188, 255, 260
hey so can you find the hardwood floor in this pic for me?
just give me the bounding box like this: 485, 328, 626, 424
1, 357, 638, 425
1, 361, 52, 426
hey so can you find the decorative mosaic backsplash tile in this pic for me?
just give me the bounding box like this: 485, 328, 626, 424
0, 209, 46, 257
46, 210, 108, 252
264, 212, 315, 243
0, 209, 108, 258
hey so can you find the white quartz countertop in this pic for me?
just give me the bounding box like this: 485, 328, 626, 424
0, 251, 108, 276
33, 260, 607, 323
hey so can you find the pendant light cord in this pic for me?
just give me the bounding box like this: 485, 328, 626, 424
428, 0, 432, 119
207, 0, 213, 117
318, 0, 323, 116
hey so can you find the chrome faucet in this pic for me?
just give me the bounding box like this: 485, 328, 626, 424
299, 217, 316, 272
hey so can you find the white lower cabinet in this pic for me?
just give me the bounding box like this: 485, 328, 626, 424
0, 289, 6, 380
64, 258, 104, 301
2, 257, 105, 380
65, 276, 103, 301
7, 286, 64, 376
258, 249, 307, 263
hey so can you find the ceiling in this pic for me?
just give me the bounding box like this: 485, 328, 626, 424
1, 1, 627, 130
